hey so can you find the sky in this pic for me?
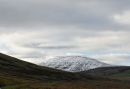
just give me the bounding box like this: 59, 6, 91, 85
0, 0, 130, 65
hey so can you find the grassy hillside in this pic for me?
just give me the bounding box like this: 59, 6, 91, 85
111, 69, 130, 80
0, 53, 130, 89
79, 66, 130, 78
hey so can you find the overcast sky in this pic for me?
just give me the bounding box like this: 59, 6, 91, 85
0, 0, 130, 65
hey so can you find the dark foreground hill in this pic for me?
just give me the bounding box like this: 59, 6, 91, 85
0, 53, 130, 89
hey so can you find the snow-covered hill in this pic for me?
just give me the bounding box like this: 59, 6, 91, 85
39, 56, 111, 72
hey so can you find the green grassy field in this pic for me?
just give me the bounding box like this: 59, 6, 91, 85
111, 70, 130, 77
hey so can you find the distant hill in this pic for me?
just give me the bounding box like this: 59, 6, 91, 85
39, 56, 110, 72
0, 53, 130, 89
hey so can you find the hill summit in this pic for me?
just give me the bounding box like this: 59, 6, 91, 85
39, 56, 110, 72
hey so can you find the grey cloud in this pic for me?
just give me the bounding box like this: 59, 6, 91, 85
99, 55, 130, 66
0, 0, 129, 30
21, 42, 78, 50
